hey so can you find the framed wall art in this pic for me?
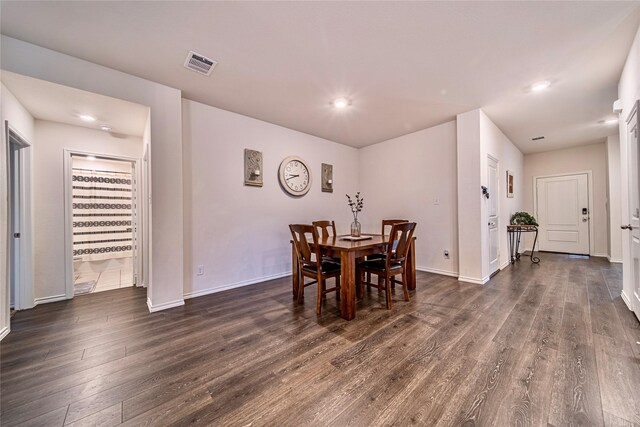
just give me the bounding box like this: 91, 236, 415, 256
506, 170, 514, 198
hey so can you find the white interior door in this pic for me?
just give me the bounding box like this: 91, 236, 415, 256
9, 144, 21, 309
536, 174, 590, 255
487, 156, 499, 276
624, 101, 640, 321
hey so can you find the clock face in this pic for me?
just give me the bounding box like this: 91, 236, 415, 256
279, 156, 311, 196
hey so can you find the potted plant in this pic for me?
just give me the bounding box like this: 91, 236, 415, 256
510, 212, 539, 226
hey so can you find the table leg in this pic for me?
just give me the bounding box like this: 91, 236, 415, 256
340, 251, 356, 320
292, 242, 299, 299
407, 238, 417, 290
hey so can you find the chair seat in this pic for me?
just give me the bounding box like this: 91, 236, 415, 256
322, 255, 342, 264
366, 253, 385, 260
359, 258, 402, 271
303, 261, 341, 274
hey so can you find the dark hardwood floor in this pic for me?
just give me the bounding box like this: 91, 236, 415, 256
2, 253, 639, 426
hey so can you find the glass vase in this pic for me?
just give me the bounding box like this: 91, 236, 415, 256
350, 220, 361, 237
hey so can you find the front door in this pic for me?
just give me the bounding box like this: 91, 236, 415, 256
625, 101, 640, 321
487, 156, 500, 276
536, 173, 590, 255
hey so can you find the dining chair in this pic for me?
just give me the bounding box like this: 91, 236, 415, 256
312, 220, 341, 264
366, 219, 408, 282
357, 222, 416, 309
368, 219, 408, 259
289, 224, 341, 315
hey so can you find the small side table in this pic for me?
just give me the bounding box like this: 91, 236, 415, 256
507, 225, 540, 264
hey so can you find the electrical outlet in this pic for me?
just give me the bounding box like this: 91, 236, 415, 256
197, 265, 204, 276
444, 250, 449, 259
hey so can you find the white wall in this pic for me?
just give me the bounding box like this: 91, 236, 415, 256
32, 121, 142, 301
522, 142, 609, 257
618, 23, 640, 310
359, 121, 459, 276
182, 99, 359, 297
1, 35, 184, 311
607, 134, 622, 262
0, 83, 34, 339
479, 110, 524, 274
457, 109, 524, 283
457, 110, 484, 282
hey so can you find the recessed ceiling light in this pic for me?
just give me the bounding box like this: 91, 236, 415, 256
605, 118, 619, 125
78, 114, 96, 122
99, 125, 112, 132
531, 81, 551, 92
333, 98, 350, 109
86, 156, 96, 161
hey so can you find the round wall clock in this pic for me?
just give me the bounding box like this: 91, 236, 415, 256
278, 156, 312, 196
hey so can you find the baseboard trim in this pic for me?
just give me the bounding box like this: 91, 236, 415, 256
34, 294, 67, 306
458, 275, 489, 285
415, 266, 458, 278
592, 253, 609, 258
184, 271, 292, 300
607, 256, 623, 264
621, 290, 633, 311
146, 298, 185, 313
0, 326, 9, 341
500, 260, 510, 270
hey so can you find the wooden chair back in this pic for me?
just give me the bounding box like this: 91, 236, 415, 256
312, 220, 337, 240
386, 222, 416, 265
382, 219, 408, 236
289, 224, 321, 268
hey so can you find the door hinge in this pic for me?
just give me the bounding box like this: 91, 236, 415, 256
13, 233, 20, 238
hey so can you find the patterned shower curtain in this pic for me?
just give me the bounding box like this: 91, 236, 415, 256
72, 169, 133, 261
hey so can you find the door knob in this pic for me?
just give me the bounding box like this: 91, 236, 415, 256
621, 224, 633, 230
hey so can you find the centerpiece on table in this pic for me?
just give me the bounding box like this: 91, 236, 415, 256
346, 192, 364, 237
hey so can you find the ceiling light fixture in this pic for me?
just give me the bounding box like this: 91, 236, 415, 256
99, 125, 112, 131
78, 114, 96, 122
333, 98, 350, 109
604, 118, 619, 125
530, 81, 551, 92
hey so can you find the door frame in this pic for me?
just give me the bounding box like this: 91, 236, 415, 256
63, 149, 144, 299
486, 154, 500, 277
5, 121, 34, 311
533, 170, 595, 255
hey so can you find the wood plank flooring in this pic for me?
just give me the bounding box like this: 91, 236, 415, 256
2, 253, 639, 426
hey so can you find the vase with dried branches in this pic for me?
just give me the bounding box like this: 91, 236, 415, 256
346, 192, 364, 236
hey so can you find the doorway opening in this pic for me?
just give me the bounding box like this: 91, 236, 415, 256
66, 152, 141, 296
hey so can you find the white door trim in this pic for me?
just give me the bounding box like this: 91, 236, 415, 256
5, 121, 34, 311
533, 170, 594, 255
487, 154, 500, 277
63, 149, 144, 299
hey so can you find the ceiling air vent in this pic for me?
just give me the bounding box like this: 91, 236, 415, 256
184, 51, 217, 76
532, 136, 545, 141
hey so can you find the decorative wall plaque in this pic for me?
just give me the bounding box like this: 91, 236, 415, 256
244, 149, 263, 187
321, 163, 333, 193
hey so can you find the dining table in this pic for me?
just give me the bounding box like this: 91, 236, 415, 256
291, 234, 416, 320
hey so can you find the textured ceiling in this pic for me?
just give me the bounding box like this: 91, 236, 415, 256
1, 1, 639, 153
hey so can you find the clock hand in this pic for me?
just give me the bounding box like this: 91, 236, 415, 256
285, 174, 300, 180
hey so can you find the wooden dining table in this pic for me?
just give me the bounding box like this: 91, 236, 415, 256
291, 234, 416, 320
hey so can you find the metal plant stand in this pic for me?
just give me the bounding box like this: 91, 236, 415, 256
507, 225, 540, 264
